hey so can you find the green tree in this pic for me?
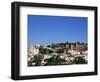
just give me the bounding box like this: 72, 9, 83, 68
33, 55, 42, 66
44, 55, 59, 65
72, 57, 87, 64
39, 47, 49, 54
56, 49, 64, 53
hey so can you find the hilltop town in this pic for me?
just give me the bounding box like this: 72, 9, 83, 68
28, 42, 88, 66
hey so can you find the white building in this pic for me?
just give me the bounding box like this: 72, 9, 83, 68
68, 50, 80, 56
28, 45, 39, 55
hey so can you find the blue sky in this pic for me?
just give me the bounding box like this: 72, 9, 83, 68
28, 15, 88, 46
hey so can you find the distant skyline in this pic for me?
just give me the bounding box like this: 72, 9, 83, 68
28, 15, 88, 46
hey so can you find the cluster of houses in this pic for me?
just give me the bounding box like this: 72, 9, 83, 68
28, 42, 88, 66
